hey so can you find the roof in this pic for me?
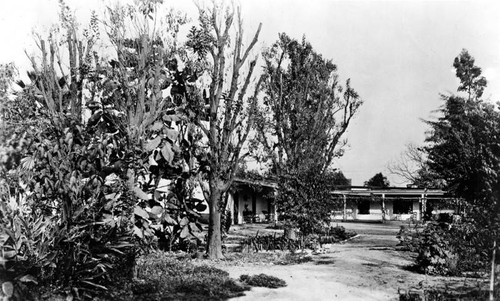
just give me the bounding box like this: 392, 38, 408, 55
233, 177, 278, 189
331, 186, 448, 198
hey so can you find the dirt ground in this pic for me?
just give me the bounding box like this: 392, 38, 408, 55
220, 222, 475, 301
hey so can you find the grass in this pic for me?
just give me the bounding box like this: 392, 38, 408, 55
28, 250, 293, 300
129, 252, 250, 301
211, 250, 314, 266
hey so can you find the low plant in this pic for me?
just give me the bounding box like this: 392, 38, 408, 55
239, 273, 287, 288
317, 225, 357, 243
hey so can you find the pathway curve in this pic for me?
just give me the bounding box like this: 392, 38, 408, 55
223, 222, 429, 301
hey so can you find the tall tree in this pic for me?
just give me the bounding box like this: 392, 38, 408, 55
424, 49, 499, 299
453, 49, 487, 101
255, 33, 362, 176
364, 172, 390, 188
254, 33, 362, 234
186, 3, 262, 259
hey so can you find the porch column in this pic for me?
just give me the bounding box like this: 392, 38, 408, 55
421, 192, 427, 221
381, 193, 386, 222
252, 193, 257, 223
273, 190, 278, 222
343, 194, 347, 221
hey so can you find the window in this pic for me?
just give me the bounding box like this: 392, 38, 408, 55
358, 199, 370, 214
393, 199, 413, 214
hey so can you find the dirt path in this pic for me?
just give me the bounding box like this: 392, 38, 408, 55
222, 222, 429, 301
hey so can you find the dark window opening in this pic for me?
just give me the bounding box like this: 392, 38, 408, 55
393, 199, 413, 214
358, 199, 370, 214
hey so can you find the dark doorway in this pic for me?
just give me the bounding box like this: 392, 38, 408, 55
233, 192, 239, 225
358, 199, 370, 214
393, 199, 413, 214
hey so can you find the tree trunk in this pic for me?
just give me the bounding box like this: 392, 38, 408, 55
207, 186, 223, 259
490, 239, 497, 301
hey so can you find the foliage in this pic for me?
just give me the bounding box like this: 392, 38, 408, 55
0, 62, 17, 97
453, 49, 487, 101
254, 33, 361, 238
219, 250, 312, 266
364, 172, 390, 188
0, 1, 206, 298
243, 225, 355, 252
399, 286, 491, 301
422, 49, 500, 280
0, 112, 137, 299
132, 252, 249, 300
276, 170, 345, 236
317, 225, 357, 243
398, 221, 494, 276
243, 232, 314, 252
255, 33, 362, 175
98, 1, 213, 255
239, 273, 287, 289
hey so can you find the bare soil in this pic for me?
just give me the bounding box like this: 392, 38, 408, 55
220, 222, 486, 301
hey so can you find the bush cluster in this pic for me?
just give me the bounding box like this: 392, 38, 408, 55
0, 115, 138, 300
398, 220, 492, 275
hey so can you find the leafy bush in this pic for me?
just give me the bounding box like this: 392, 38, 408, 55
0, 115, 137, 299
398, 221, 490, 275
239, 273, 287, 288
276, 170, 344, 236
413, 223, 459, 275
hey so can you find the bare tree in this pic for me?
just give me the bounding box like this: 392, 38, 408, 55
387, 143, 427, 184
187, 3, 262, 259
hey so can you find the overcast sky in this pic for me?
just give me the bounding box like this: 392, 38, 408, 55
1, 0, 499, 186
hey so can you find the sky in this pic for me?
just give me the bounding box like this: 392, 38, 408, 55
1, 0, 499, 186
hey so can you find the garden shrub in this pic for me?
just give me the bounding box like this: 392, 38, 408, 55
398, 220, 491, 275
239, 273, 287, 288
413, 223, 459, 275
318, 225, 357, 242
0, 115, 138, 299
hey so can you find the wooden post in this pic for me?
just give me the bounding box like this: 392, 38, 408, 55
490, 239, 496, 301
421, 193, 427, 221
273, 190, 278, 222
381, 193, 386, 222
252, 193, 257, 223
343, 194, 347, 222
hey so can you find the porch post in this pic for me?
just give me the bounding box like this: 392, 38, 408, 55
273, 190, 278, 222
421, 192, 427, 221
252, 193, 257, 223
343, 194, 347, 221
381, 193, 386, 222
